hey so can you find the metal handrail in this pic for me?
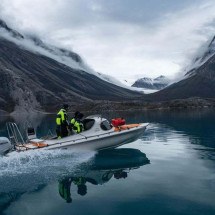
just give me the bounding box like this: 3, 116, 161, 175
6, 122, 26, 145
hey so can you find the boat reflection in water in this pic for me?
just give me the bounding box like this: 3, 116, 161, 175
58, 148, 150, 203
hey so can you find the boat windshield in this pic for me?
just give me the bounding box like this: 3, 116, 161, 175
100, 120, 112, 131
83, 119, 95, 131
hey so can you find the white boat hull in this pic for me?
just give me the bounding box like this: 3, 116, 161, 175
46, 123, 147, 151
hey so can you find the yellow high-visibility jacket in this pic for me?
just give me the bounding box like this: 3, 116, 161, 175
56, 109, 68, 125
71, 118, 83, 133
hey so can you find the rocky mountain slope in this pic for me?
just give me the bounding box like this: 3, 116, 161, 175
0, 19, 142, 113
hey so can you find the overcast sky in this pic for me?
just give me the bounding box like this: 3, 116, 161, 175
1, 0, 215, 82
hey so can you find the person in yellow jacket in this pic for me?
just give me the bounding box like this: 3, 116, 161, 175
56, 104, 69, 138
58, 178, 72, 203
70, 111, 84, 133
58, 176, 86, 203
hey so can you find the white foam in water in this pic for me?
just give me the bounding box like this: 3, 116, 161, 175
0, 149, 96, 175
0, 149, 96, 193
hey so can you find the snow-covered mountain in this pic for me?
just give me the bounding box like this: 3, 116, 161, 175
132, 75, 170, 90
0, 19, 142, 113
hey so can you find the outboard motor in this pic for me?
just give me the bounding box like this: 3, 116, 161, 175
0, 137, 12, 155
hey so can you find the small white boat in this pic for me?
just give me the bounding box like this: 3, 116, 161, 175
1, 115, 148, 154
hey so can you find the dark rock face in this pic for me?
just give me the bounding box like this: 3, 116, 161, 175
132, 76, 170, 90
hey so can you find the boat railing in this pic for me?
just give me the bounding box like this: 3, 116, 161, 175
40, 130, 56, 140
6, 122, 26, 146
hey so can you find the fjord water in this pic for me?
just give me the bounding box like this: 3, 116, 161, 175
0, 110, 215, 215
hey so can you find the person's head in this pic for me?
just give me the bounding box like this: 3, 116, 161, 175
74, 111, 80, 118
77, 184, 87, 196
63, 104, 69, 111
77, 112, 84, 119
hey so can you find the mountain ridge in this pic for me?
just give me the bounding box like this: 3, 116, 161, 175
0, 19, 142, 113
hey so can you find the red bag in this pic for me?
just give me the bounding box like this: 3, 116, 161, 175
111, 118, 126, 127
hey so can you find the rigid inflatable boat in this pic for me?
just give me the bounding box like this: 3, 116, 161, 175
1, 115, 148, 154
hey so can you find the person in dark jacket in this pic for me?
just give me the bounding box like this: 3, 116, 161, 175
56, 104, 69, 138
73, 177, 87, 196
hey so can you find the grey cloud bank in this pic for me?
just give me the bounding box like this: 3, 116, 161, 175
1, 0, 215, 83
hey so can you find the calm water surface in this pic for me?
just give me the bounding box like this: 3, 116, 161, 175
0, 110, 215, 215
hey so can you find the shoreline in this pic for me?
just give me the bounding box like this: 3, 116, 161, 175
1, 97, 215, 117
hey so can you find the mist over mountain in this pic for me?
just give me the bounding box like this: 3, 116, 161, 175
147, 36, 215, 101
0, 19, 142, 113
184, 36, 215, 77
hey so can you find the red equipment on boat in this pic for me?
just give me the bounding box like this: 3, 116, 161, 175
111, 118, 126, 127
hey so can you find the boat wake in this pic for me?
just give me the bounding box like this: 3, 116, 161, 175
0, 149, 96, 193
